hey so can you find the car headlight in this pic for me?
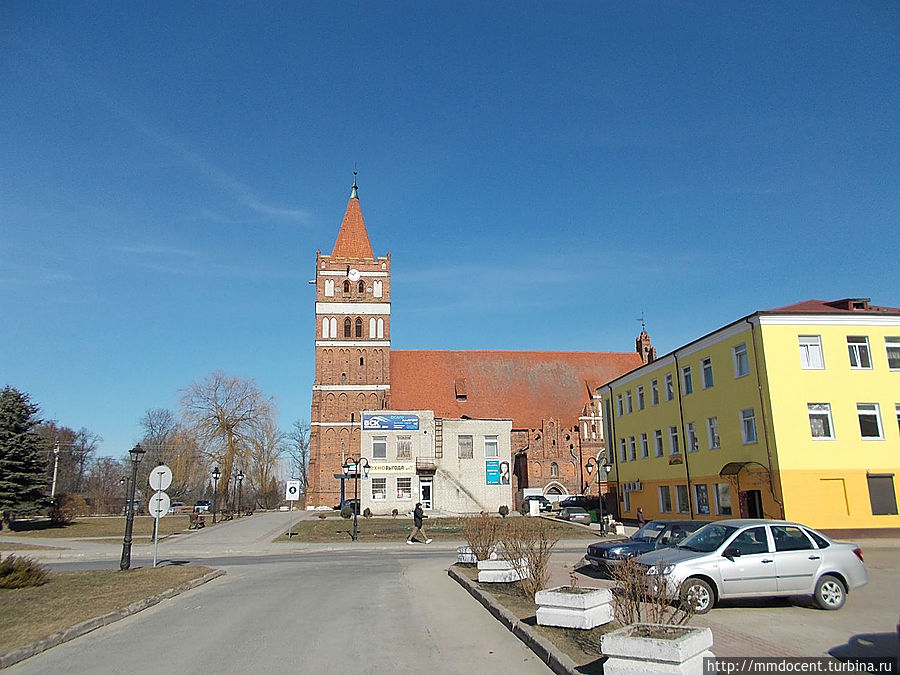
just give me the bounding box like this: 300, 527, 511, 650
647, 564, 674, 576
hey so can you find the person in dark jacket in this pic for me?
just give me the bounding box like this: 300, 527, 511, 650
406, 502, 432, 544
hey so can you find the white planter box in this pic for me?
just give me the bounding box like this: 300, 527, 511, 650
535, 586, 613, 630
457, 546, 499, 564
601, 623, 714, 675
476, 558, 528, 583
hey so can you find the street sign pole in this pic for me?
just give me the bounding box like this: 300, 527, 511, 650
153, 489, 160, 567
285, 480, 300, 538
148, 465, 173, 568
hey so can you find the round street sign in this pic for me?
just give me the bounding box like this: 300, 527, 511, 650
286, 480, 300, 501
148, 491, 170, 519
148, 465, 173, 491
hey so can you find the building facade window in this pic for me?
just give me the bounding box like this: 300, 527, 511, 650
550, 462, 559, 477
686, 422, 699, 452
640, 433, 649, 459
733, 343, 749, 378
324, 278, 335, 297
396, 477, 412, 500
637, 385, 645, 411
886, 337, 900, 371
658, 485, 672, 513
616, 394, 624, 417
714, 483, 732, 516
619, 437, 627, 462
628, 436, 637, 461
675, 485, 690, 513
799, 335, 825, 369
371, 477, 387, 500
701, 358, 714, 389
396, 436, 412, 459
372, 436, 387, 459
847, 336, 872, 369
741, 409, 758, 444
622, 489, 631, 513
625, 390, 633, 414
808, 403, 835, 439
651, 379, 659, 405
355, 317, 363, 338
682, 366, 693, 395
654, 429, 664, 457
669, 426, 680, 454
706, 417, 720, 449
344, 317, 352, 338
665, 373, 674, 401
484, 435, 499, 458
373, 280, 383, 297
694, 484, 710, 515
857, 403, 884, 439
867, 474, 898, 515
458, 435, 473, 459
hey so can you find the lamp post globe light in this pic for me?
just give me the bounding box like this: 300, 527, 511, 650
211, 466, 221, 523
341, 457, 369, 542
236, 470, 245, 517
120, 444, 146, 571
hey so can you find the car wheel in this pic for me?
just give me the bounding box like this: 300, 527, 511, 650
681, 577, 715, 614
814, 575, 846, 610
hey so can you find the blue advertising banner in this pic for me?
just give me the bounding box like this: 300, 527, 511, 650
362, 413, 420, 431
485, 460, 500, 485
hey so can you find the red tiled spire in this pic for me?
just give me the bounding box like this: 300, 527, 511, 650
331, 173, 374, 260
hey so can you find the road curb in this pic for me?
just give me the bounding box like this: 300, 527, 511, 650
448, 566, 580, 675
0, 568, 226, 670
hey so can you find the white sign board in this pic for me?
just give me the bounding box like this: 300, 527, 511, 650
148, 465, 173, 491
148, 491, 170, 519
285, 480, 300, 501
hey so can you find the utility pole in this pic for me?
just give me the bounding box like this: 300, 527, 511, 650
50, 441, 60, 499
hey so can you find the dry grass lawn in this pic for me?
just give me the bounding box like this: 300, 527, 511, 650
0, 565, 215, 655
0, 516, 200, 540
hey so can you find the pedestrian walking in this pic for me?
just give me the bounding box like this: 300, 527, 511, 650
637, 507, 645, 527
406, 502, 432, 544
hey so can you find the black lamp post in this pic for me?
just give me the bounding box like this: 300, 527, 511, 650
120, 444, 146, 570
236, 470, 244, 517
211, 466, 221, 523
341, 457, 369, 541
585, 457, 613, 536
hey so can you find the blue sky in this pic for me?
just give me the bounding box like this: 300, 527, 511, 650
2, 2, 898, 458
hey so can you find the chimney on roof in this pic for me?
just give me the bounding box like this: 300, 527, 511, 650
636, 330, 656, 364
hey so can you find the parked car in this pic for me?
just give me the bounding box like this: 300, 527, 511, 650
523, 495, 552, 513
556, 506, 592, 525
637, 519, 868, 614
559, 495, 597, 511
194, 499, 212, 512
167, 501, 186, 514
586, 519, 705, 571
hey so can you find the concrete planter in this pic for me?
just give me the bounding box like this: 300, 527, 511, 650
601, 623, 714, 675
476, 558, 528, 583
457, 546, 499, 564
535, 585, 613, 629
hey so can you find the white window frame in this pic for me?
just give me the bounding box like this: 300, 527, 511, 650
682, 366, 693, 395
706, 416, 720, 449
654, 429, 664, 457
484, 435, 499, 458
665, 373, 674, 401
637, 385, 645, 411
741, 409, 758, 444
619, 437, 627, 463
616, 394, 624, 417
625, 390, 633, 414
396, 477, 413, 500
733, 343, 749, 378
808, 403, 835, 440
857, 403, 884, 440
651, 379, 659, 406
669, 426, 680, 454
799, 335, 825, 370
847, 336, 872, 369
701, 357, 714, 389
886, 337, 900, 371
714, 483, 733, 516
640, 432, 649, 459
675, 484, 690, 514
371, 477, 387, 500
628, 436, 637, 461
372, 435, 387, 459
658, 485, 672, 513
686, 422, 699, 452
622, 489, 631, 514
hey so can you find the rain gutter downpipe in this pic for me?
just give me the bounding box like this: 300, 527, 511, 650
673, 352, 695, 518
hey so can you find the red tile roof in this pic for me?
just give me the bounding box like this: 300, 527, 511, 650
390, 350, 643, 430
331, 196, 374, 260
765, 298, 900, 315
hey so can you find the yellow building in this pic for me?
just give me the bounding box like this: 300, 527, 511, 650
598, 298, 900, 533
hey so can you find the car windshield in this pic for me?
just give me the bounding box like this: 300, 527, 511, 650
631, 521, 668, 542
677, 524, 737, 552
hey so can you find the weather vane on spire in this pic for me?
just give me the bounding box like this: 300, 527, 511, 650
350, 166, 359, 199
636, 314, 646, 332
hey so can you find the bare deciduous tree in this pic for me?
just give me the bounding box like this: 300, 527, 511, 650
36, 422, 101, 495
246, 417, 284, 509
285, 419, 310, 492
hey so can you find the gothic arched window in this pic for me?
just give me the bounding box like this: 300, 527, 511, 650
343, 318, 351, 338
358, 281, 365, 294
550, 462, 559, 477
373, 280, 383, 298
355, 317, 363, 338
343, 280, 350, 293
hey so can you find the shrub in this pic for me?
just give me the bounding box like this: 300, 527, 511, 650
391, 508, 399, 518
316, 513, 328, 520
363, 508, 372, 519
340, 505, 352, 519
609, 555, 694, 626
0, 555, 49, 588
498, 505, 510, 518
497, 517, 560, 600
460, 512, 498, 561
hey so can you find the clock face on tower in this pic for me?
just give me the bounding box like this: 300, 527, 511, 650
348, 268, 361, 282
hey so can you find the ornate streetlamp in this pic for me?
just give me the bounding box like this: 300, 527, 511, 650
236, 470, 245, 517
211, 466, 221, 523
341, 457, 370, 541
585, 457, 613, 536
119, 444, 146, 570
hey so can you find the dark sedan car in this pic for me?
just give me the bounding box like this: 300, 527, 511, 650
586, 519, 705, 571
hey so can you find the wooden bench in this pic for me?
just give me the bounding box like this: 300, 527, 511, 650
188, 512, 206, 529
219, 510, 233, 521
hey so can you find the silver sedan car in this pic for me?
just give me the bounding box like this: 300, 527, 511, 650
637, 519, 868, 614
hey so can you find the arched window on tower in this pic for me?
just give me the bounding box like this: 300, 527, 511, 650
373, 280, 383, 298
358, 281, 365, 294
324, 279, 334, 297
377, 317, 384, 338
343, 318, 351, 338
355, 317, 363, 338
343, 280, 350, 293
550, 462, 559, 477
322, 317, 330, 339
369, 317, 376, 336
329, 317, 337, 337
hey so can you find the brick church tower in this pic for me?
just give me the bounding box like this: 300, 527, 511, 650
306, 175, 392, 507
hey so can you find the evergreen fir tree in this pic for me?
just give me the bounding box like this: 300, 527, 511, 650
0, 386, 50, 525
